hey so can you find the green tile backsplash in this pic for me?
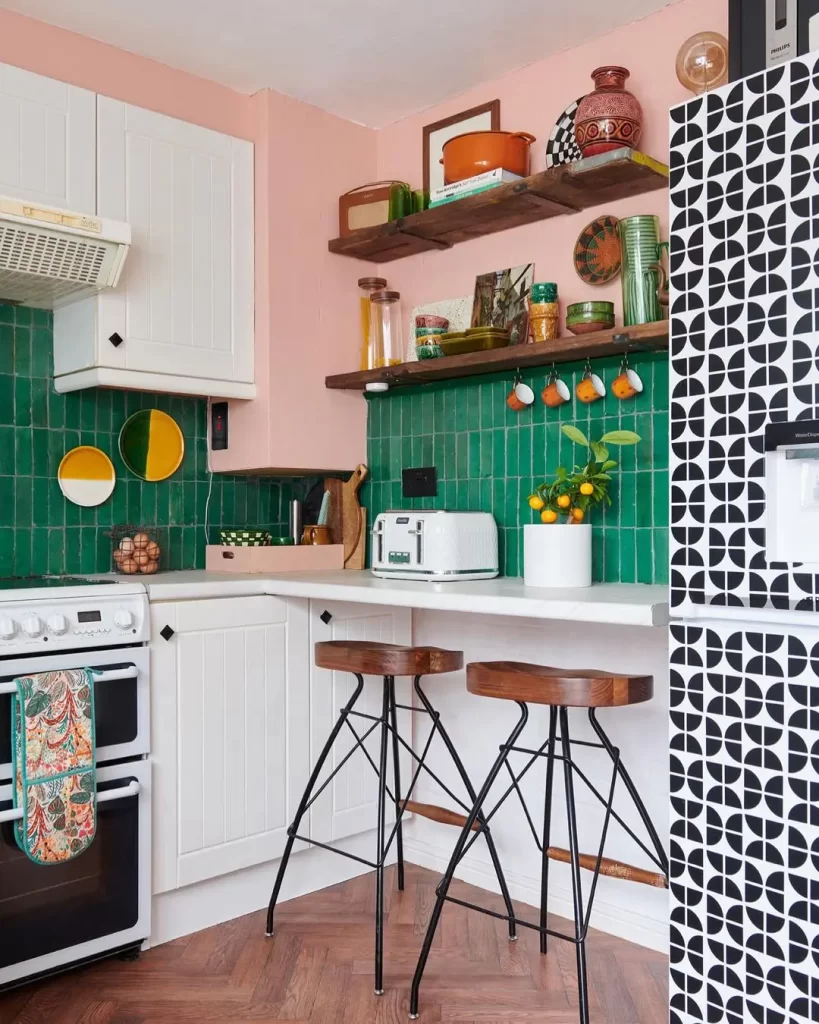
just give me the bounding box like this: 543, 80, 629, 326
364, 350, 669, 582
0, 304, 315, 576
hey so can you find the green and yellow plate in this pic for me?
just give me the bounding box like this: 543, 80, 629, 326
119, 409, 184, 482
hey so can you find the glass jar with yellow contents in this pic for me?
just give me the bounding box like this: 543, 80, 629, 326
358, 276, 387, 370
370, 289, 403, 367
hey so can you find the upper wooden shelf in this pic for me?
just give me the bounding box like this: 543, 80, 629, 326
328, 149, 669, 264
325, 321, 669, 391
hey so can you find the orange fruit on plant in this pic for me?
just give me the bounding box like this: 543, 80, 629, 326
541, 508, 558, 523
580, 482, 594, 495
572, 507, 585, 522
528, 495, 545, 510
557, 494, 571, 509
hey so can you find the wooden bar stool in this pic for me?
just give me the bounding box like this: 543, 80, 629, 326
409, 661, 669, 1024
265, 641, 517, 997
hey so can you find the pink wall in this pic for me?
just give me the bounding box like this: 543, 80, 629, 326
375, 0, 727, 322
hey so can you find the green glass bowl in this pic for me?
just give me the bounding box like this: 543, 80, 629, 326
566, 301, 615, 318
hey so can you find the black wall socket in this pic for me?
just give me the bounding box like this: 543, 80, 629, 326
211, 401, 228, 450
402, 466, 438, 498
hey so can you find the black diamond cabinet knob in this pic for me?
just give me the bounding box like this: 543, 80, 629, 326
320, 610, 332, 625
109, 332, 124, 347
160, 625, 175, 641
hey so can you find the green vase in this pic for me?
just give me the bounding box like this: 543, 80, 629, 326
618, 215, 664, 326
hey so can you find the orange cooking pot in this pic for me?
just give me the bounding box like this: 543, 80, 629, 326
440, 130, 536, 184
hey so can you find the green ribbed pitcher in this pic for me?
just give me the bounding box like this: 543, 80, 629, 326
618, 215, 665, 326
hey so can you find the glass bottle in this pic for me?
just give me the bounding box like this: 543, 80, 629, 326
618, 215, 664, 326
370, 290, 403, 367
358, 276, 387, 370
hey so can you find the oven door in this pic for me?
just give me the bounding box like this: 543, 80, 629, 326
0, 758, 150, 988
0, 646, 149, 781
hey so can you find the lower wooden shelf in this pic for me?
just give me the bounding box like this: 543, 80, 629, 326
325, 321, 669, 391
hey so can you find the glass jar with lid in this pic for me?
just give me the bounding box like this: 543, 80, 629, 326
358, 276, 387, 370
370, 290, 403, 367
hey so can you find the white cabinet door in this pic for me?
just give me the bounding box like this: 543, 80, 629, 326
94, 97, 253, 387
0, 62, 95, 211
151, 596, 309, 893
309, 601, 412, 845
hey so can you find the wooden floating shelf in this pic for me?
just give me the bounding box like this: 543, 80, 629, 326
325, 321, 669, 391
328, 149, 669, 264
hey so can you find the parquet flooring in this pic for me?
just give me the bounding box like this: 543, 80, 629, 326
0, 864, 667, 1023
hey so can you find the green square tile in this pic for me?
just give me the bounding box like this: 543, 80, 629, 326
0, 476, 13, 526
0, 305, 12, 324
480, 433, 493, 478
48, 429, 64, 477
421, 434, 434, 466
518, 426, 532, 478
14, 528, 31, 577
48, 528, 65, 574
653, 359, 669, 410
618, 472, 636, 526
14, 328, 31, 376
32, 478, 49, 527
653, 470, 669, 528
31, 529, 48, 574
635, 470, 653, 528
466, 390, 480, 433
505, 430, 519, 478
636, 529, 654, 583
64, 527, 82, 575
32, 429, 49, 477
433, 390, 446, 434
619, 529, 636, 583
592, 527, 605, 583
32, 308, 51, 328
443, 389, 457, 434
15, 476, 32, 525
0, 375, 16, 425
652, 412, 669, 470
411, 434, 423, 465
653, 528, 669, 584
0, 527, 12, 576
31, 328, 52, 377
504, 529, 519, 577
456, 433, 468, 479
443, 433, 457, 480
0, 324, 13, 376
170, 482, 185, 525
468, 433, 481, 479
604, 528, 620, 581
80, 527, 97, 574
492, 429, 505, 479
15, 306, 32, 327
64, 394, 82, 430
433, 434, 446, 475
48, 389, 65, 430
480, 384, 493, 429
0, 426, 12, 475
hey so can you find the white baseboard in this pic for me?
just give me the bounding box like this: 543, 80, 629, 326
402, 834, 668, 954
150, 829, 392, 947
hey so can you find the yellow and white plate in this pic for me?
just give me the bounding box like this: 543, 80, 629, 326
58, 446, 116, 507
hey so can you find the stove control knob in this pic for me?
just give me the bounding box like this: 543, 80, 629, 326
22, 614, 42, 637
47, 614, 68, 636
114, 609, 134, 630
0, 617, 16, 640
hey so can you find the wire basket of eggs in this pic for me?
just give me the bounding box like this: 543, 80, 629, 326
110, 525, 162, 575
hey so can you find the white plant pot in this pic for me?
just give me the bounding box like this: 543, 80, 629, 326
523, 523, 592, 589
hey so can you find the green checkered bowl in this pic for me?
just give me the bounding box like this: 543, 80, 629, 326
219, 530, 271, 546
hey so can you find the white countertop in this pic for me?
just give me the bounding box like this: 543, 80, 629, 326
143, 570, 668, 627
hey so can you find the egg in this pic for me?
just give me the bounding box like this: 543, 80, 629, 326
133, 532, 150, 550
135, 549, 151, 568
120, 537, 135, 555
146, 541, 160, 560
120, 557, 139, 574
142, 559, 159, 575
112, 548, 124, 565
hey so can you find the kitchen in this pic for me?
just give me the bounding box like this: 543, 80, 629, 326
0, 1, 811, 1022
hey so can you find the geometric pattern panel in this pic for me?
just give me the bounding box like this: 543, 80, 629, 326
670, 622, 819, 1023
669, 57, 819, 613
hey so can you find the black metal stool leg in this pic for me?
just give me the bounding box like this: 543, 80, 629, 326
414, 675, 518, 940
265, 673, 365, 937
539, 706, 558, 955
374, 676, 391, 996
409, 702, 529, 1020
560, 706, 590, 1024
388, 676, 405, 892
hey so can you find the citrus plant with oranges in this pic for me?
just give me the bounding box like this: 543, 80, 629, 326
527, 424, 641, 524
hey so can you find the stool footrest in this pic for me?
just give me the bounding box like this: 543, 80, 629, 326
404, 800, 481, 832
546, 847, 668, 888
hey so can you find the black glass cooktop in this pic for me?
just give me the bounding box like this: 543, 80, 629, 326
0, 576, 119, 590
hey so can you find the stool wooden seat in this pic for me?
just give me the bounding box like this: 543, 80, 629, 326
467, 661, 653, 707
316, 640, 463, 677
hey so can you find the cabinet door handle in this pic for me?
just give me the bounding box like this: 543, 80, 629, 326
160, 625, 175, 641
320, 610, 332, 625
109, 332, 123, 347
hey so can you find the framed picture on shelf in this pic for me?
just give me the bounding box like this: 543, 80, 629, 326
422, 99, 500, 193
471, 263, 535, 346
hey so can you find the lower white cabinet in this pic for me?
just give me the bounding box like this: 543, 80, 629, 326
150, 595, 309, 893
308, 600, 412, 845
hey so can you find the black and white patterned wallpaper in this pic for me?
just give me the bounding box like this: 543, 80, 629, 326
669, 58, 819, 613
670, 623, 819, 1024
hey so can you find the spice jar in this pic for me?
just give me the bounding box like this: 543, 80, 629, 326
530, 282, 560, 342
358, 277, 387, 370
370, 290, 403, 367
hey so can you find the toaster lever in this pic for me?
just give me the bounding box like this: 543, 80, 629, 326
408, 521, 424, 564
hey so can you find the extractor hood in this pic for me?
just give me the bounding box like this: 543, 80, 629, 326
0, 197, 130, 310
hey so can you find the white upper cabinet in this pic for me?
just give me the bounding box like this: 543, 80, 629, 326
0, 63, 95, 212
53, 97, 255, 399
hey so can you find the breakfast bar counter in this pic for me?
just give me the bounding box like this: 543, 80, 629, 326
142, 569, 668, 627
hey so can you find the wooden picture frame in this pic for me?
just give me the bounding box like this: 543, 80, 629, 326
422, 100, 500, 193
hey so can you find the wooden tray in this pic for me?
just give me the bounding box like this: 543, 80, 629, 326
205, 544, 344, 573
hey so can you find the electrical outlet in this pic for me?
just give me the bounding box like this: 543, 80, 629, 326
402, 466, 437, 498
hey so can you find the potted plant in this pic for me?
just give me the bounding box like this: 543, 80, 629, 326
523, 424, 641, 588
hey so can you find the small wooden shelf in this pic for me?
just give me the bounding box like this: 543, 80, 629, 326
328, 149, 669, 264
325, 321, 669, 391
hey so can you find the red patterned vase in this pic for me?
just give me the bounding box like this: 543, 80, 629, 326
575, 66, 643, 158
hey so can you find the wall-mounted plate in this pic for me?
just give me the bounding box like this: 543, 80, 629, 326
58, 446, 116, 507
119, 409, 184, 482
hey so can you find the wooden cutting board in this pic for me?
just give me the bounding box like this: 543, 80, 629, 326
323, 464, 368, 569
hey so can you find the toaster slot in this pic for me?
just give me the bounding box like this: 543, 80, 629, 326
408, 520, 424, 564
372, 518, 385, 564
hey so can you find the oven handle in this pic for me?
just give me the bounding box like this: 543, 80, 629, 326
0, 665, 138, 695
0, 779, 141, 823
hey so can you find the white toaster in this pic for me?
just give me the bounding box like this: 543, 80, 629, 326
371, 510, 498, 581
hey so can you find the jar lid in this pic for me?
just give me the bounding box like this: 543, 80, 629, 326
358, 277, 387, 289
371, 289, 400, 302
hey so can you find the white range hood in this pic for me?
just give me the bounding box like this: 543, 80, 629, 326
0, 197, 130, 310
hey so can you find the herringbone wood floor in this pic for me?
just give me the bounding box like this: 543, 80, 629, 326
0, 864, 667, 1023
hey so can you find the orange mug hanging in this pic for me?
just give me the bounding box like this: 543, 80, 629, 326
507, 376, 535, 411
611, 355, 643, 400
575, 361, 606, 404
541, 366, 570, 408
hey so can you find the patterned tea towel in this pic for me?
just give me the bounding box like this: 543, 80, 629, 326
12, 668, 97, 864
